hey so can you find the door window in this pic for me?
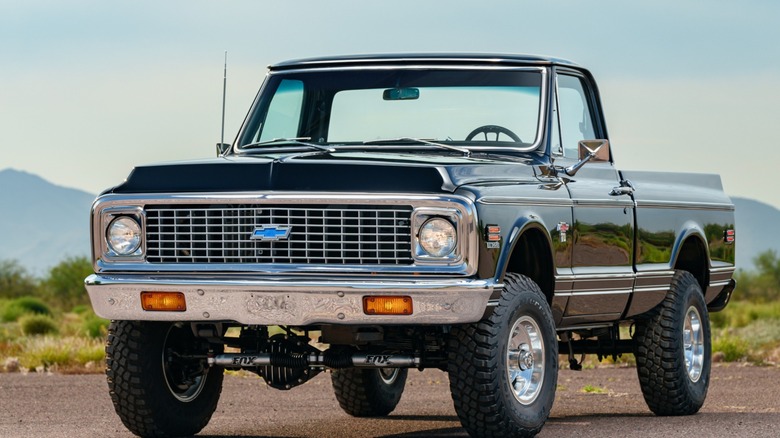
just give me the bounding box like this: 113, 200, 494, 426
556, 75, 597, 158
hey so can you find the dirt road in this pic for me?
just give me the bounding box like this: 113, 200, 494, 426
1, 365, 778, 437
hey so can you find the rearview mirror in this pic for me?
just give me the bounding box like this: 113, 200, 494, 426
383, 88, 420, 101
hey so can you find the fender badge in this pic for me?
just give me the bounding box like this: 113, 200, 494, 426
251, 225, 292, 241
556, 222, 570, 243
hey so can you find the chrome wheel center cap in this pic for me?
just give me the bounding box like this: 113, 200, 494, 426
517, 345, 533, 370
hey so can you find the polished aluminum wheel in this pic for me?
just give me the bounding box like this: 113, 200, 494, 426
506, 315, 545, 405
683, 306, 704, 383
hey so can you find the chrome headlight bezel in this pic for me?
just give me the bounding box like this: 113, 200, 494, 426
412, 208, 463, 264
100, 206, 145, 261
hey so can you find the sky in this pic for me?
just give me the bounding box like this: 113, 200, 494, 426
2, 0, 779, 208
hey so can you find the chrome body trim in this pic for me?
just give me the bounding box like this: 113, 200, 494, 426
634, 200, 735, 211
554, 289, 632, 297
635, 270, 676, 278
633, 286, 671, 293
239, 66, 549, 154
555, 273, 635, 282
710, 266, 736, 274
92, 192, 479, 276
85, 274, 495, 325
477, 196, 574, 207
708, 280, 731, 288
572, 198, 635, 208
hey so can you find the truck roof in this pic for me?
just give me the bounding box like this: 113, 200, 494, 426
269, 53, 581, 71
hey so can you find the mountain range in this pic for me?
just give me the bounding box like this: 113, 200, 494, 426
0, 168, 775, 275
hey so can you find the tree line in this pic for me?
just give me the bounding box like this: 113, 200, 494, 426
0, 257, 93, 312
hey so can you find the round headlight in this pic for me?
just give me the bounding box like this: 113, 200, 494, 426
418, 218, 457, 257
107, 217, 141, 255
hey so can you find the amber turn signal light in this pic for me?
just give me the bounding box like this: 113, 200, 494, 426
485, 224, 501, 242
141, 292, 186, 311
363, 296, 413, 315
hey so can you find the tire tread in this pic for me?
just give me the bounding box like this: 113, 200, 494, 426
448, 273, 556, 437
634, 270, 710, 416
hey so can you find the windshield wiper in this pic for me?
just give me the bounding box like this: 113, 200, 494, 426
363, 137, 471, 157
242, 137, 336, 153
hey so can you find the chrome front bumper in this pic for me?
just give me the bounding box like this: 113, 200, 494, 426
85, 274, 495, 325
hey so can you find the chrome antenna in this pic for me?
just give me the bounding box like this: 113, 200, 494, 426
220, 51, 227, 147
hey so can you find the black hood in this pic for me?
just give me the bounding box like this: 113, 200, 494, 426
111, 152, 544, 194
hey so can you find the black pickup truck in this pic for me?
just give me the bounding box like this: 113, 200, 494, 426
86, 54, 736, 437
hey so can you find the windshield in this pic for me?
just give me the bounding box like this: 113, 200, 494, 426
239, 68, 544, 150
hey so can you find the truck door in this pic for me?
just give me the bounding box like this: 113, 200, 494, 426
554, 71, 635, 325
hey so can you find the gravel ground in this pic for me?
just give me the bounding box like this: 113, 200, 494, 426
0, 364, 778, 437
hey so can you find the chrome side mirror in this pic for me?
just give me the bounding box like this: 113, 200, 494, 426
564, 139, 609, 176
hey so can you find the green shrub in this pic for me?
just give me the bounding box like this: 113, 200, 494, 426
734, 318, 780, 347
19, 314, 59, 336
41, 256, 93, 311
71, 304, 91, 315
712, 334, 749, 362
18, 336, 105, 371
1, 297, 52, 322
82, 316, 109, 338
710, 301, 780, 329
0, 260, 38, 299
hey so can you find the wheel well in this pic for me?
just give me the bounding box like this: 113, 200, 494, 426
504, 228, 554, 303
674, 237, 708, 291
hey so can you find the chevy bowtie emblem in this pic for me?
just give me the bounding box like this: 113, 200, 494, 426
251, 225, 292, 241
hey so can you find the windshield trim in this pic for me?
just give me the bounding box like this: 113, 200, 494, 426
235, 66, 548, 155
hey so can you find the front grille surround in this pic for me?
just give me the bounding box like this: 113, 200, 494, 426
92, 193, 477, 276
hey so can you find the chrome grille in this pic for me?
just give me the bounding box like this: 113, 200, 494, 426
144, 204, 413, 265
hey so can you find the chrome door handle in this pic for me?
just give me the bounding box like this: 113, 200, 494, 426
609, 186, 634, 196
610, 179, 635, 196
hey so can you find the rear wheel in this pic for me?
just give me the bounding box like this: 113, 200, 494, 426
331, 367, 408, 417
106, 321, 223, 437
448, 273, 557, 437
634, 270, 711, 415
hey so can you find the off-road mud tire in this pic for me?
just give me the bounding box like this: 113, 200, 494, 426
448, 273, 557, 437
331, 368, 408, 417
106, 321, 224, 437
634, 270, 711, 415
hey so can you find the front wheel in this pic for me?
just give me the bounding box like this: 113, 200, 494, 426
448, 273, 557, 437
106, 321, 224, 437
634, 270, 712, 415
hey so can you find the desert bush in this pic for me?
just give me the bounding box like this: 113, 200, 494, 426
732, 250, 780, 303
712, 333, 749, 362
18, 336, 104, 371
0, 260, 38, 299
41, 256, 92, 311
71, 304, 91, 314
710, 301, 780, 329
1, 296, 52, 322
82, 315, 109, 338
19, 314, 59, 336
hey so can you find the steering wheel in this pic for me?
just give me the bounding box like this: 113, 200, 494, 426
465, 125, 521, 142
